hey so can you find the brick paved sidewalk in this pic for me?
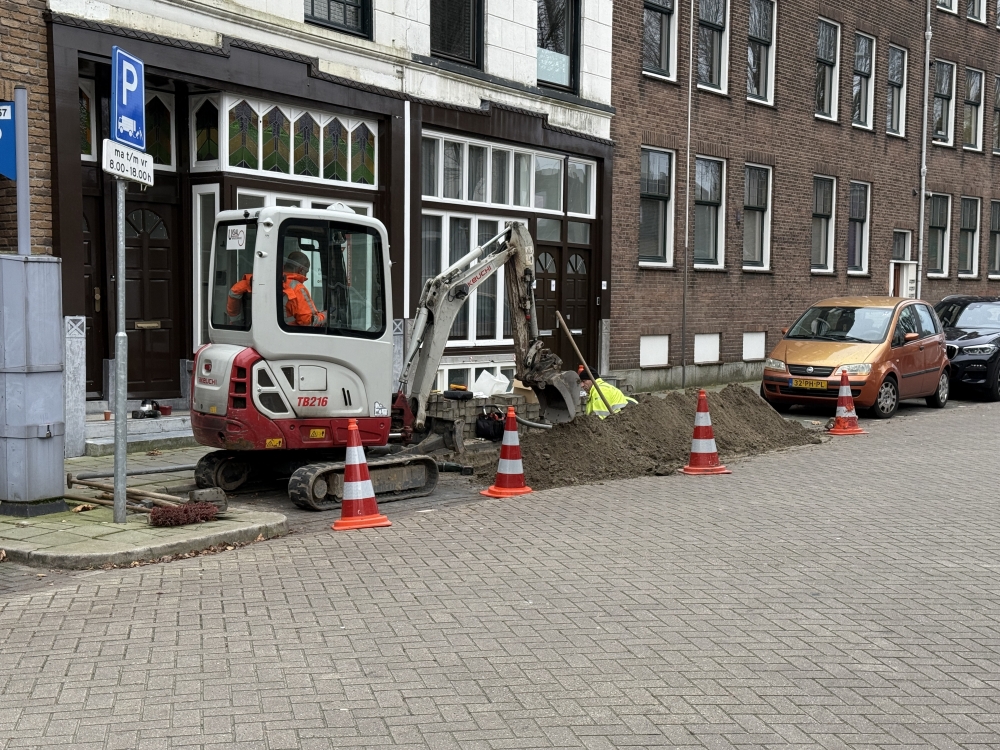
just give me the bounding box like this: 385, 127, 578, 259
1, 398, 999, 748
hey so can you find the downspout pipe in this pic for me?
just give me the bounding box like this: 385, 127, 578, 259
681, 0, 695, 387
916, 0, 932, 299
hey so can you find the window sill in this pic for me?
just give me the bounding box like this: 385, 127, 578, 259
815, 114, 839, 124
887, 131, 907, 140
936, 6, 958, 14
852, 123, 874, 132
697, 84, 730, 98
693, 265, 727, 273
847, 271, 870, 277
693, 360, 722, 366
638, 261, 677, 270
932, 140, 954, 148
926, 273, 949, 278
747, 96, 775, 108
642, 70, 678, 84
640, 364, 671, 370
963, 145, 983, 153
742, 266, 773, 273
811, 269, 836, 275
969, 15, 988, 24
958, 273, 980, 279
988, 274, 1000, 280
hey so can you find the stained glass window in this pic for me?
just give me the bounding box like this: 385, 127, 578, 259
229, 100, 259, 170
262, 107, 290, 173
323, 119, 349, 180
294, 114, 320, 177
146, 96, 172, 166
351, 123, 375, 184
195, 100, 219, 162
79, 87, 93, 157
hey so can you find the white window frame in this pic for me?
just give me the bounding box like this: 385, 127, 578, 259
235, 187, 372, 216
79, 78, 98, 163
851, 33, 876, 131
742, 331, 767, 361
639, 334, 670, 368
197, 94, 378, 190
696, 0, 731, 95
936, 0, 957, 13
421, 208, 523, 348
192, 183, 220, 351
933, 60, 956, 147
887, 45, 908, 138
847, 180, 871, 275
638, 146, 676, 268
746, 0, 776, 106
421, 131, 596, 219
693, 333, 721, 364
693, 155, 726, 270
990, 201, 1000, 278
811, 175, 837, 274
189, 94, 221, 171
742, 163, 772, 271
958, 196, 981, 278
963, 67, 985, 152
815, 18, 841, 122
927, 193, 951, 278
144, 91, 176, 172
967, 0, 986, 22
641, 0, 679, 83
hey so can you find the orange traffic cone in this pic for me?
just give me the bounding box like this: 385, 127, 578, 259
332, 419, 392, 531
481, 406, 533, 498
828, 370, 867, 435
680, 389, 732, 475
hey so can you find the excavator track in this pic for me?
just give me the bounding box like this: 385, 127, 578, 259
287, 454, 440, 512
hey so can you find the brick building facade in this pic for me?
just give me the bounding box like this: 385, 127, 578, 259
0, 0, 53, 256
608, 0, 1000, 390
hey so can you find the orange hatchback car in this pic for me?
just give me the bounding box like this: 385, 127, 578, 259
761, 297, 950, 419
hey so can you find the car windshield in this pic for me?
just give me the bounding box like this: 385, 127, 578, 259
786, 306, 894, 343
937, 301, 1000, 329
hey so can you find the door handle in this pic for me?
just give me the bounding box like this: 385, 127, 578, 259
93, 287, 101, 313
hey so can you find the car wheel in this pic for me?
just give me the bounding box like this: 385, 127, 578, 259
987, 366, 1000, 402
760, 383, 791, 412
870, 376, 899, 419
925, 370, 950, 408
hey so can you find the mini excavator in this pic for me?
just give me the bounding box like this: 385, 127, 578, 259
190, 203, 580, 510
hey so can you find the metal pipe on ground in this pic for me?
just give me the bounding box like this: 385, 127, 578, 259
64, 492, 149, 513
66, 476, 182, 507
74, 464, 197, 481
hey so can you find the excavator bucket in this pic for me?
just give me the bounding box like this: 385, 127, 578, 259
533, 370, 581, 424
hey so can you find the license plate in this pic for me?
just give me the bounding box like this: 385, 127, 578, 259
790, 378, 828, 390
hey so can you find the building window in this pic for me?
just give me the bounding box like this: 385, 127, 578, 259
697, 0, 728, 91
742, 331, 766, 361
194, 99, 219, 164
693, 333, 721, 364
989, 201, 1000, 275
933, 61, 955, 144
743, 165, 770, 268
639, 148, 673, 264
816, 19, 840, 119
567, 160, 593, 215
746, 0, 773, 102
643, 0, 675, 78
937, 0, 955, 11
959, 197, 980, 275
928, 194, 950, 275
431, 0, 480, 67
262, 106, 291, 173
852, 34, 875, 128
538, 0, 578, 89
812, 176, 835, 271
847, 182, 870, 273
964, 68, 984, 150
640, 335, 670, 367
967, 0, 985, 21
993, 77, 1000, 153
886, 46, 907, 136
694, 157, 725, 266
79, 80, 97, 162
892, 229, 911, 260
305, 0, 370, 37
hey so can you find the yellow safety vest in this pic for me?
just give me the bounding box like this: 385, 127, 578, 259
585, 379, 637, 419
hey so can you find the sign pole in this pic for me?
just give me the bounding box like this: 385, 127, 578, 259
14, 86, 30, 256
113, 177, 128, 523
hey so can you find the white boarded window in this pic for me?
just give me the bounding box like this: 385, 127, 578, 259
640, 335, 670, 367
694, 333, 721, 364
742, 332, 766, 361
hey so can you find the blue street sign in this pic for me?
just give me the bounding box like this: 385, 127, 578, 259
0, 101, 15, 181
111, 47, 145, 150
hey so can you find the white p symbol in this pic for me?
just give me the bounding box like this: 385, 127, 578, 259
121, 60, 138, 105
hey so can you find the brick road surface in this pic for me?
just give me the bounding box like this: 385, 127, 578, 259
2, 397, 1000, 748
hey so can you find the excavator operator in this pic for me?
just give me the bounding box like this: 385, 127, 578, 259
226, 273, 253, 323
282, 250, 327, 328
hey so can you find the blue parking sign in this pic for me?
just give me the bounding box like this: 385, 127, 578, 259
0, 102, 14, 181
111, 47, 145, 151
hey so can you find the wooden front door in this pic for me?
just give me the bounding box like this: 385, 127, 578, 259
123, 203, 182, 398
82, 196, 108, 398
533, 246, 563, 360
562, 248, 592, 365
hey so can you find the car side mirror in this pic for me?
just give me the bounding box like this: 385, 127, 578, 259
904, 332, 919, 342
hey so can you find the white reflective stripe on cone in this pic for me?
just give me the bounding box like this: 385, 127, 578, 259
497, 458, 523, 475
343, 479, 375, 501
345, 445, 366, 465
501, 429, 520, 446
694, 411, 713, 427
838, 407, 857, 419
690, 438, 718, 454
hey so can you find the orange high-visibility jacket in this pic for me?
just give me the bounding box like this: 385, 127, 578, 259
227, 273, 253, 319
283, 273, 326, 327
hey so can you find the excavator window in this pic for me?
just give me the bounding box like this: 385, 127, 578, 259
276, 219, 386, 339
211, 220, 258, 331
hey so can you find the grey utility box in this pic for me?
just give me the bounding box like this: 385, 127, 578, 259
0, 254, 66, 516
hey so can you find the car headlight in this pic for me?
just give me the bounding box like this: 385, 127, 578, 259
961, 344, 997, 356
764, 357, 786, 372
834, 363, 872, 376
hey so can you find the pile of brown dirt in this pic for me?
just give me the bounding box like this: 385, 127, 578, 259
473, 384, 821, 490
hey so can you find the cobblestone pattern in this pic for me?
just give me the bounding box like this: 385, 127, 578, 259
1, 399, 999, 748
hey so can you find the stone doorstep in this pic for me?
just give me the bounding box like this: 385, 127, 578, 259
0, 510, 289, 570
84, 431, 198, 457
85, 414, 192, 440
